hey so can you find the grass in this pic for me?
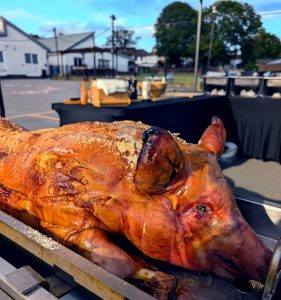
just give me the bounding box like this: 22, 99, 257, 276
51, 72, 203, 90
136, 72, 202, 90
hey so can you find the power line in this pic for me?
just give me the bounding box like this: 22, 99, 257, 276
95, 27, 110, 37
260, 11, 281, 16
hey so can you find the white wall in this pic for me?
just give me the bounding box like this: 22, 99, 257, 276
46, 34, 131, 74
136, 55, 159, 67
71, 36, 94, 49
0, 22, 47, 77
50, 51, 131, 74
94, 52, 130, 72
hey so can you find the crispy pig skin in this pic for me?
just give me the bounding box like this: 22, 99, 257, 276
0, 118, 272, 282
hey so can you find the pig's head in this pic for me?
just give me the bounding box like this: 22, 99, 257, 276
133, 116, 272, 283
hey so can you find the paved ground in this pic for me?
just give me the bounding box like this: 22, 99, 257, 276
1, 78, 81, 130
1, 79, 281, 204
222, 158, 281, 203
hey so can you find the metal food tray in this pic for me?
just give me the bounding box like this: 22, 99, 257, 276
234, 77, 261, 87
0, 196, 280, 299
265, 77, 281, 87
205, 77, 228, 86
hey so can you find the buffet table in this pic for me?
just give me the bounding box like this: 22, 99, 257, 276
52, 95, 281, 163
229, 97, 281, 163
52, 95, 235, 144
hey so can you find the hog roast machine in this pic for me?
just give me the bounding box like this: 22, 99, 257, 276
0, 196, 280, 300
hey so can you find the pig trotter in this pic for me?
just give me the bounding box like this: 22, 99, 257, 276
131, 268, 177, 300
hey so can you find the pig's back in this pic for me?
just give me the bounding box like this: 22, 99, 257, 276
0, 120, 150, 198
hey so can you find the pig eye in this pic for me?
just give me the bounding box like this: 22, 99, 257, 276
196, 205, 208, 213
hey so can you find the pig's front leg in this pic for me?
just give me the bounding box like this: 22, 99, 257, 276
43, 225, 139, 278
42, 224, 177, 298
69, 228, 140, 278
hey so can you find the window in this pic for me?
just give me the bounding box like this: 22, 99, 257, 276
0, 51, 3, 63
74, 57, 82, 66
25, 53, 38, 64
98, 59, 110, 69
25, 53, 31, 64
32, 54, 38, 64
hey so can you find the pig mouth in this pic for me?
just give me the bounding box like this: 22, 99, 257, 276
212, 253, 247, 281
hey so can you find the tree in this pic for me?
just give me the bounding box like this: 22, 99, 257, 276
155, 1, 197, 67
105, 26, 140, 49
254, 29, 281, 59
30, 34, 43, 39
203, 1, 262, 67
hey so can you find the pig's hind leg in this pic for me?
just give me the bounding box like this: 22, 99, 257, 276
64, 227, 140, 278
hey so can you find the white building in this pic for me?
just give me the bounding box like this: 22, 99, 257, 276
0, 17, 48, 77
39, 32, 95, 76
39, 33, 133, 75
134, 49, 165, 71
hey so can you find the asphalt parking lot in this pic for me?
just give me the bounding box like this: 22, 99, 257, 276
1, 78, 81, 130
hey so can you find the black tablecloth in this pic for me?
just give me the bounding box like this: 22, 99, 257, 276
229, 97, 281, 163
52, 96, 235, 144
52, 96, 281, 163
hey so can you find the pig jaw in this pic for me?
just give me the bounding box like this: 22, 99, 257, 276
207, 213, 272, 283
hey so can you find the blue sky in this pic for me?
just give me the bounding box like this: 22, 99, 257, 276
1, 0, 281, 51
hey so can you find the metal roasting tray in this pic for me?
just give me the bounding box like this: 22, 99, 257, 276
264, 77, 281, 87
0, 196, 280, 299
234, 77, 261, 87
205, 77, 228, 86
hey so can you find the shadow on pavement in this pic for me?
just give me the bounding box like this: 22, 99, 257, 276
225, 175, 281, 205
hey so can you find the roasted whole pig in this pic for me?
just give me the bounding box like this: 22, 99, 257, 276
0, 117, 272, 283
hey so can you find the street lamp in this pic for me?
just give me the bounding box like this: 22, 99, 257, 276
53, 27, 60, 76
110, 15, 116, 76
207, 5, 217, 71
193, 0, 203, 92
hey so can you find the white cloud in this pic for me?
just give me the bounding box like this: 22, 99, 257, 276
133, 26, 155, 39
39, 20, 95, 35
1, 8, 42, 21
116, 17, 126, 27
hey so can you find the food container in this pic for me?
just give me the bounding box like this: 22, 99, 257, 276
203, 76, 230, 96
229, 76, 262, 97
262, 77, 281, 99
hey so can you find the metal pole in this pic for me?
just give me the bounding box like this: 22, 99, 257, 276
0, 78, 5, 117
207, 5, 217, 71
53, 27, 60, 76
110, 15, 116, 77
116, 49, 118, 76
92, 33, 96, 76
193, 0, 203, 92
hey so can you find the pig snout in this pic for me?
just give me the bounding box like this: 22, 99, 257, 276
210, 215, 272, 283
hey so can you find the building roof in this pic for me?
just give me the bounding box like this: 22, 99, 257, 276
0, 16, 49, 51
268, 59, 281, 65
63, 46, 133, 60
39, 32, 94, 52
258, 58, 281, 72
123, 48, 152, 57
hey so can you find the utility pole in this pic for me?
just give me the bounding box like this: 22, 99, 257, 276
0, 77, 5, 117
207, 5, 217, 71
53, 27, 60, 76
92, 32, 96, 76
110, 15, 116, 77
193, 0, 203, 92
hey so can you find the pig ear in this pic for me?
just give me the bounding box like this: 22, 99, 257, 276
134, 127, 184, 194
198, 116, 226, 157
